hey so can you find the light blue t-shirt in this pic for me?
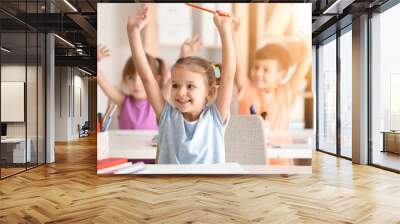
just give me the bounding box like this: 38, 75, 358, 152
158, 102, 229, 164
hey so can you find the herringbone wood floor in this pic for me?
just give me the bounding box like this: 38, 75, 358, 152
1, 135, 400, 224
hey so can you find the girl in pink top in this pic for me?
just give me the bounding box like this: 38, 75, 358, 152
97, 45, 167, 130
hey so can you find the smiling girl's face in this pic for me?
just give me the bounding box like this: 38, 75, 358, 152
171, 65, 214, 121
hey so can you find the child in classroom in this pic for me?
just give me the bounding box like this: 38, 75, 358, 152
97, 45, 168, 130
233, 17, 311, 130
127, 6, 236, 164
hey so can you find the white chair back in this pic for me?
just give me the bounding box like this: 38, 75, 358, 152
225, 115, 266, 165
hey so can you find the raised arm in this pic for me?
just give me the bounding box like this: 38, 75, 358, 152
127, 6, 165, 118
97, 45, 125, 106
214, 12, 236, 123
157, 57, 172, 102
179, 34, 203, 58
232, 17, 249, 91
286, 37, 311, 92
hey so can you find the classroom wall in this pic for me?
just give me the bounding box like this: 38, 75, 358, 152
55, 67, 89, 141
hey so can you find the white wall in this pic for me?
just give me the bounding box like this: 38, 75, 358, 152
1, 64, 46, 163
55, 67, 89, 141
55, 67, 69, 141
1, 65, 29, 138
72, 73, 89, 138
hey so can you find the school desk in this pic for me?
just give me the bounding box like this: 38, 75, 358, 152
102, 130, 313, 165
107, 130, 158, 161
266, 146, 312, 166
124, 163, 312, 174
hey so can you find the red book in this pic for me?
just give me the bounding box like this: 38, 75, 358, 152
97, 158, 128, 170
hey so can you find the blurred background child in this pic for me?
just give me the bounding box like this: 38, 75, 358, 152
97, 45, 168, 130
233, 16, 311, 130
